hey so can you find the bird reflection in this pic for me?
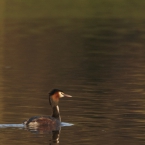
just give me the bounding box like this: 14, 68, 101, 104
0, 122, 73, 144
25, 125, 61, 144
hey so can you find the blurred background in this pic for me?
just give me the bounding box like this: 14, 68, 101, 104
1, 0, 145, 145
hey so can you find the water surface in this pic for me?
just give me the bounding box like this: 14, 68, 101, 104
1, 0, 145, 145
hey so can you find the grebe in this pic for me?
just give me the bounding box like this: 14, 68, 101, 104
23, 89, 72, 127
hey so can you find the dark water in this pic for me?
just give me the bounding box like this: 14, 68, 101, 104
1, 1, 145, 145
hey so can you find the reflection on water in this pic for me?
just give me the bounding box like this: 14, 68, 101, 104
26, 126, 61, 143
0, 124, 24, 128
0, 122, 73, 128
0, 122, 73, 143
1, 1, 145, 145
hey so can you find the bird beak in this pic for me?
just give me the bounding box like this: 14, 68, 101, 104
64, 93, 72, 97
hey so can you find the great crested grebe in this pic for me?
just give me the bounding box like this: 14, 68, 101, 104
23, 89, 72, 127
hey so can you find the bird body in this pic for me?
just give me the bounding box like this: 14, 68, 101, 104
23, 89, 72, 127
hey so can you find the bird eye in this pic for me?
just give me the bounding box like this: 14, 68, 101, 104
59, 92, 64, 98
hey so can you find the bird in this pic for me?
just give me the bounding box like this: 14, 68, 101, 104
23, 89, 72, 128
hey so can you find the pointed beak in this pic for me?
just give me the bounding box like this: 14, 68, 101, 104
64, 93, 72, 97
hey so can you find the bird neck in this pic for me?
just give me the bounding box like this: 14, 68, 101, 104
52, 105, 61, 121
